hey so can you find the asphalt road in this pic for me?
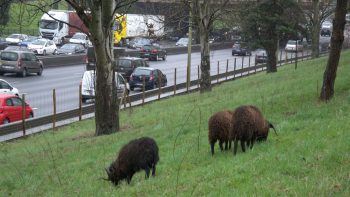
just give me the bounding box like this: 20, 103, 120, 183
0, 37, 330, 118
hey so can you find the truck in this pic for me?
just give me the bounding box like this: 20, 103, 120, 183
113, 14, 165, 45
39, 10, 88, 45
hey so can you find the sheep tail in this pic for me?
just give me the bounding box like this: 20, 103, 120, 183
269, 122, 278, 136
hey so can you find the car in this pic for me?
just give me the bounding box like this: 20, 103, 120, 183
176, 37, 189, 46
128, 37, 152, 49
27, 38, 57, 55
0, 37, 8, 50
18, 36, 40, 47
3, 45, 33, 52
81, 71, 129, 103
0, 94, 33, 125
5, 34, 28, 45
0, 79, 19, 95
129, 67, 167, 91
254, 49, 268, 65
232, 42, 251, 56
116, 57, 150, 80
285, 40, 304, 52
139, 44, 167, 61
69, 32, 91, 48
56, 43, 86, 55
321, 28, 331, 37
0, 50, 44, 77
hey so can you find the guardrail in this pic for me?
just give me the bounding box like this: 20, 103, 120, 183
38, 42, 233, 67
1, 50, 328, 141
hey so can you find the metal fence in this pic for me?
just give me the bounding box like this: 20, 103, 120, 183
0, 49, 329, 141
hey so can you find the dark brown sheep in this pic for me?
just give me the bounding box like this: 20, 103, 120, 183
230, 105, 277, 155
105, 137, 159, 185
208, 110, 233, 155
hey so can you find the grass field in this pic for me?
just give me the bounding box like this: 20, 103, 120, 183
1, 51, 350, 196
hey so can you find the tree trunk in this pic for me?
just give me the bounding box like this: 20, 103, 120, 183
320, 0, 348, 101
89, 1, 119, 135
311, 0, 320, 58
197, 1, 212, 92
264, 35, 278, 73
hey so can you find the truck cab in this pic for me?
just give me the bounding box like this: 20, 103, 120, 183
39, 10, 69, 45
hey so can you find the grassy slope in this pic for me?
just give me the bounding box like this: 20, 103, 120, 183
1, 52, 350, 196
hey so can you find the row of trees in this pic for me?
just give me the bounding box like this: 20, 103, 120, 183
0, 0, 348, 136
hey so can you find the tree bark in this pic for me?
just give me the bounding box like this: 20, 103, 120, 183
320, 0, 348, 101
88, 0, 118, 135
197, 0, 212, 92
311, 0, 320, 58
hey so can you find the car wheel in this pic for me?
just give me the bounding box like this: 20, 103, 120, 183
21, 68, 27, 78
162, 54, 166, 61
53, 49, 57, 55
3, 118, 10, 124
43, 50, 46, 56
37, 66, 43, 76
0, 72, 3, 76
29, 113, 34, 118
130, 86, 134, 91
82, 98, 87, 104
155, 54, 159, 61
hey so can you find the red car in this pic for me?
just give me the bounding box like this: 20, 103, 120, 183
0, 94, 33, 125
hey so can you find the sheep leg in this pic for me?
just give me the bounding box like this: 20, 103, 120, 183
145, 166, 150, 179
127, 174, 134, 184
224, 140, 229, 150
152, 163, 156, 177
233, 139, 238, 155
241, 140, 246, 152
250, 138, 254, 149
228, 140, 232, 150
210, 139, 216, 155
219, 141, 224, 151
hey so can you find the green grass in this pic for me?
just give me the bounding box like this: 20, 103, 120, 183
1, 52, 350, 196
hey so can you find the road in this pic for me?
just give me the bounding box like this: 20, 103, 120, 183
0, 41, 328, 118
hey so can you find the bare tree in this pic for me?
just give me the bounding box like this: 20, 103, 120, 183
303, 0, 334, 58
320, 0, 348, 101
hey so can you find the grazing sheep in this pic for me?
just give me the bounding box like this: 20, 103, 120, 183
208, 110, 233, 155
246, 105, 277, 142
230, 105, 276, 155
105, 137, 159, 185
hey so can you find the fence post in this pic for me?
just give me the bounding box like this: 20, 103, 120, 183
79, 83, 82, 121
241, 56, 244, 77
279, 50, 282, 67
142, 76, 145, 105
285, 51, 288, 64
301, 49, 304, 61
158, 74, 161, 100
226, 59, 228, 81
174, 68, 177, 95
197, 65, 200, 88
22, 94, 26, 136
248, 56, 251, 75
217, 61, 219, 83
234, 58, 237, 79
53, 89, 56, 130
186, 64, 189, 93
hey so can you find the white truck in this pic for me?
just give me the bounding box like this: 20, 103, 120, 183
39, 10, 88, 45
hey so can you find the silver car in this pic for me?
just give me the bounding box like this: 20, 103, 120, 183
0, 51, 44, 77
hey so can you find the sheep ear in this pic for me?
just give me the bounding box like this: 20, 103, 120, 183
269, 122, 278, 136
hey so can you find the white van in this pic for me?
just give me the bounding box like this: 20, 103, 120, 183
81, 71, 129, 103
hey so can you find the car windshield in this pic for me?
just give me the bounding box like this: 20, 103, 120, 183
142, 45, 155, 50
61, 44, 76, 49
1, 52, 18, 61
72, 34, 86, 39
8, 34, 20, 39
118, 59, 132, 67
287, 40, 297, 45
23, 37, 38, 42
40, 20, 58, 30
32, 40, 46, 45
178, 38, 188, 43
134, 68, 151, 76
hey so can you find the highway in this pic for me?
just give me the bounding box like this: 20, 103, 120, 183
0, 40, 328, 118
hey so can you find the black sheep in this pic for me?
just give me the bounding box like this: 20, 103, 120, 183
230, 105, 276, 155
105, 137, 159, 185
208, 110, 233, 155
